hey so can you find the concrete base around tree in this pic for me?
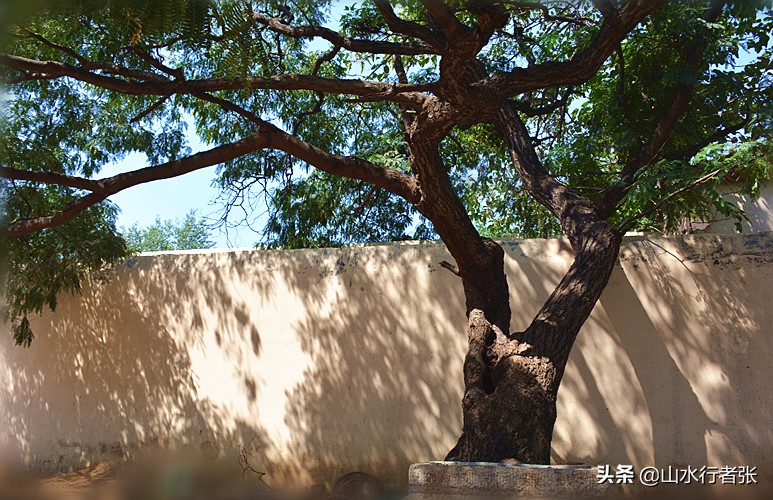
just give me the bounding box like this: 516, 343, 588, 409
408, 462, 620, 499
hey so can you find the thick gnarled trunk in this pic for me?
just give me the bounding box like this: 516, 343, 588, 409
446, 308, 557, 463
447, 220, 622, 463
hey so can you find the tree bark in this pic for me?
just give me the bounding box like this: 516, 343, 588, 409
445, 100, 624, 462
447, 220, 622, 463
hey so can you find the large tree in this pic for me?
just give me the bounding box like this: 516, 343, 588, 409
1, 0, 771, 463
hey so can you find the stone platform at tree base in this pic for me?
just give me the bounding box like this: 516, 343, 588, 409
409, 462, 621, 499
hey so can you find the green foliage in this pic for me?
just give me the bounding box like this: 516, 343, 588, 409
619, 140, 773, 232
1, 197, 126, 346
526, 0, 773, 233
123, 211, 215, 253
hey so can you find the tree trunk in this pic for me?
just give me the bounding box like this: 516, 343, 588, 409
447, 219, 622, 463
404, 88, 625, 465
446, 308, 558, 463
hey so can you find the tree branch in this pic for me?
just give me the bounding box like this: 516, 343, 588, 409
488, 0, 667, 97
424, 0, 509, 100
617, 168, 723, 232
592, 0, 617, 18
663, 119, 748, 161
3, 134, 270, 236
1, 167, 102, 192
0, 54, 430, 108
511, 91, 573, 117
597, 0, 729, 217
4, 125, 420, 236
251, 12, 436, 56
496, 1, 594, 26
374, 0, 444, 49
495, 101, 597, 244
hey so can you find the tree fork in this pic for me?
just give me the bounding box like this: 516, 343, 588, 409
448, 219, 622, 464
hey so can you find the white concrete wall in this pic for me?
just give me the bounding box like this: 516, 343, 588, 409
1, 232, 772, 489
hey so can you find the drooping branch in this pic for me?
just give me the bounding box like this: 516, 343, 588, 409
3, 134, 270, 236
4, 122, 420, 236
262, 122, 421, 205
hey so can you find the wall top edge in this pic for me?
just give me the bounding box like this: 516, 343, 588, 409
129, 231, 773, 259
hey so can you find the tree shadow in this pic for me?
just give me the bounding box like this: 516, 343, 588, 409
554, 233, 772, 473
0, 251, 272, 474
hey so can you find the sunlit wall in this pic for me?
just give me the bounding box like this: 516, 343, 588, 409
1, 233, 771, 489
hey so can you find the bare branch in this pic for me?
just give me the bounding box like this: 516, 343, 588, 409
129, 92, 176, 123
252, 12, 436, 56
439, 260, 462, 277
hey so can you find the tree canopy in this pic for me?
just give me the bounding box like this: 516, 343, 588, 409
1, 0, 771, 349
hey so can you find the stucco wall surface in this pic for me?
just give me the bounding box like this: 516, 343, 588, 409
1, 232, 772, 489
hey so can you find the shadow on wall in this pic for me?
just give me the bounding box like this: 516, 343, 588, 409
276, 244, 467, 484
1, 233, 772, 489
554, 233, 773, 473
0, 254, 272, 473
0, 242, 476, 488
